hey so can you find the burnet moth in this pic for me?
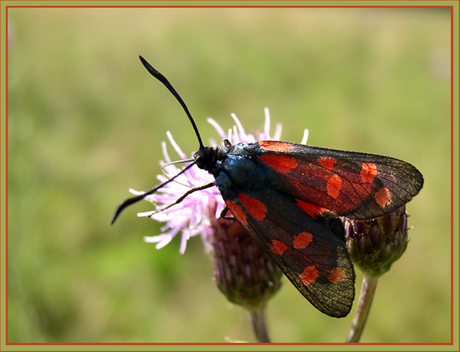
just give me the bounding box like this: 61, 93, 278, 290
111, 56, 424, 318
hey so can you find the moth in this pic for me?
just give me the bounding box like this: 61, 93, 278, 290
112, 56, 424, 318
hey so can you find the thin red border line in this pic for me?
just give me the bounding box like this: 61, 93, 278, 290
11, 0, 425, 1
3, 5, 456, 347
3, 5, 455, 347
3, 5, 455, 348
1, 3, 3, 350
5, 342, 451, 347
3, 5, 456, 9
13, 350, 453, 352
454, 2, 458, 346
2, 8, 4, 350
3, 5, 7, 349
1, 3, 7, 349
452, 5, 456, 346
1, 0, 457, 4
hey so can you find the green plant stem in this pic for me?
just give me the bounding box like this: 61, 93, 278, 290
346, 275, 379, 343
248, 306, 271, 343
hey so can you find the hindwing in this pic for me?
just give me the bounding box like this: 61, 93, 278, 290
224, 186, 355, 318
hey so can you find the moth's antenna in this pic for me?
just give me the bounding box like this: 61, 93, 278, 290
110, 161, 197, 225
139, 56, 205, 149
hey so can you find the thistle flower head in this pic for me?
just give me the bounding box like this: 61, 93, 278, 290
210, 214, 283, 311
344, 206, 409, 277
131, 108, 290, 253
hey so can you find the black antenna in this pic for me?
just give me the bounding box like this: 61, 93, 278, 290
111, 162, 197, 225
139, 56, 204, 149
111, 57, 207, 225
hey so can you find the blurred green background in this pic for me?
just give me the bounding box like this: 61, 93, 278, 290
7, 7, 451, 343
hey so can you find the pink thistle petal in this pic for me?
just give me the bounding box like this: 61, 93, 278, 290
166, 131, 188, 160
207, 118, 226, 140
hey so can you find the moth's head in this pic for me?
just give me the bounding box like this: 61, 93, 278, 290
194, 145, 227, 172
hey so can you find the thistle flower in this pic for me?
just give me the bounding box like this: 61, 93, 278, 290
132, 108, 285, 253
344, 205, 409, 277
344, 206, 410, 343
209, 214, 282, 312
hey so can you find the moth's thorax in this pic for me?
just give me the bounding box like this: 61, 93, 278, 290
196, 142, 267, 197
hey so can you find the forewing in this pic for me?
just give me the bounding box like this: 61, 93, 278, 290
224, 187, 355, 318
255, 141, 424, 220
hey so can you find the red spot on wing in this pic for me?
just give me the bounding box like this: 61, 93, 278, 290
299, 266, 318, 285
327, 174, 342, 199
318, 157, 336, 170
271, 240, 287, 255
238, 194, 267, 221
260, 154, 298, 174
375, 187, 391, 207
294, 232, 313, 249
295, 198, 329, 219
259, 141, 294, 152
225, 200, 247, 226
329, 268, 347, 283
361, 163, 377, 183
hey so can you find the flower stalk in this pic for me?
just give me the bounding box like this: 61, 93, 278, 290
346, 274, 378, 343
248, 306, 271, 343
